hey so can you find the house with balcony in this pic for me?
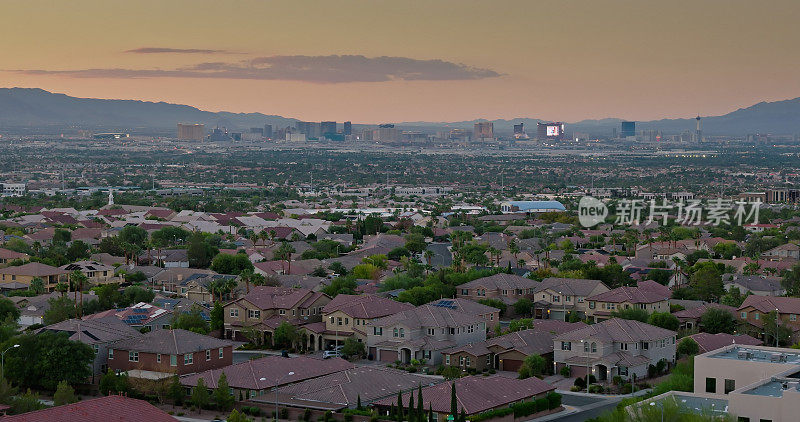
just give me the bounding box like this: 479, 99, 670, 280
306, 294, 414, 351
60, 260, 116, 286
223, 286, 330, 346
0, 262, 68, 290
531, 277, 610, 320
366, 304, 486, 364
553, 318, 676, 381
426, 298, 501, 330
585, 280, 670, 322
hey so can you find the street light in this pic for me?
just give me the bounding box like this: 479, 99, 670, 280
580, 340, 589, 394
261, 371, 295, 422
1, 344, 19, 380
775, 308, 780, 347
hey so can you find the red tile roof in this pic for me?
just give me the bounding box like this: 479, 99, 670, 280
0, 394, 177, 422
323, 294, 414, 319
739, 295, 800, 315
687, 332, 762, 353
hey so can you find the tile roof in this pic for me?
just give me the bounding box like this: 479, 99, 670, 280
426, 298, 500, 315
459, 273, 539, 290
0, 262, 67, 276
536, 277, 606, 297
586, 282, 669, 304
369, 304, 483, 329
41, 317, 141, 344
180, 355, 353, 390
110, 329, 235, 355
323, 294, 414, 319
687, 332, 763, 353
738, 295, 800, 315
373, 375, 554, 415
556, 318, 676, 343
673, 303, 736, 320
236, 286, 326, 310
83, 302, 172, 326
0, 394, 177, 422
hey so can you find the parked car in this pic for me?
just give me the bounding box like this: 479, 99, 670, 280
323, 350, 342, 359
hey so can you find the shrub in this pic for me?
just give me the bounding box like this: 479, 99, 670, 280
569, 386, 581, 392
545, 392, 562, 409
559, 366, 571, 377
304, 409, 312, 421
612, 375, 623, 386
511, 401, 536, 417
588, 384, 604, 394
620, 383, 632, 394
281, 409, 289, 419
535, 398, 549, 412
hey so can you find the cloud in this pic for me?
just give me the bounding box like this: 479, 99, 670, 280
11, 55, 501, 83
124, 47, 235, 54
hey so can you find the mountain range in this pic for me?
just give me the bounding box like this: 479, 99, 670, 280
1, 87, 800, 136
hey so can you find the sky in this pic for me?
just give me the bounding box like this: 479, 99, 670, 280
2, 0, 800, 123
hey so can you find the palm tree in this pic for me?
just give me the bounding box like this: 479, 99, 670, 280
423, 249, 434, 269
70, 270, 88, 317
508, 239, 520, 266
239, 269, 254, 294
275, 242, 296, 275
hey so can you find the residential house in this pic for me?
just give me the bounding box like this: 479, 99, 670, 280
223, 286, 331, 346
310, 294, 414, 350
83, 302, 173, 332
673, 303, 737, 331
138, 249, 189, 268
60, 260, 115, 285
586, 280, 671, 322
762, 243, 800, 260
40, 317, 141, 377
532, 277, 610, 320
686, 332, 762, 354
0, 395, 179, 422
724, 274, 785, 296
426, 298, 501, 330
456, 273, 540, 309
442, 320, 585, 372
366, 304, 486, 365
737, 295, 800, 343
373, 375, 556, 419
107, 329, 235, 379
0, 262, 68, 290
553, 318, 677, 380
0, 248, 29, 265
179, 355, 354, 400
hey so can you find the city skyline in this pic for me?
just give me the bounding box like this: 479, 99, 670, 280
3, 0, 800, 123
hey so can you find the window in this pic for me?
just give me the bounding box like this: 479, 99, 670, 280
449, 328, 456, 335
791, 314, 797, 322
230, 308, 239, 318
724, 379, 735, 394
92, 344, 99, 354
754, 312, 760, 320
561, 342, 571, 351
466, 356, 471, 366
184, 353, 193, 365
620, 343, 628, 351
461, 289, 468, 295
741, 312, 747, 319
565, 295, 572, 302
423, 350, 431, 359
337, 317, 343, 326
206, 350, 211, 361
591, 342, 597, 353
129, 351, 139, 362
108, 349, 114, 359
248, 309, 260, 319
489, 314, 494, 320
170, 355, 177, 366
619, 366, 628, 376
157, 354, 161, 363
552, 295, 560, 303
292, 310, 296, 316
459, 356, 465, 366
584, 342, 589, 352
345, 318, 349, 325
393, 328, 398, 338
502, 290, 508, 295
445, 355, 450, 365
279, 309, 286, 315
705, 377, 716, 393
330, 316, 335, 324
399, 328, 405, 338
374, 327, 383, 336
641, 341, 649, 350
427, 328, 435, 336
589, 301, 596, 309
219, 348, 224, 358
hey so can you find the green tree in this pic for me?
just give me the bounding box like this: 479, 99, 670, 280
210, 301, 225, 331
172, 306, 210, 334
119, 225, 148, 247
53, 380, 77, 406
168, 374, 184, 407
513, 298, 532, 316
518, 354, 546, 379
227, 409, 252, 422
610, 307, 649, 323
404, 233, 427, 254
66, 240, 91, 261
11, 389, 45, 414
450, 382, 457, 419
211, 253, 254, 275
191, 378, 210, 412
782, 263, 800, 297
341, 338, 365, 358
274, 242, 296, 274
647, 312, 680, 331
214, 372, 235, 411
0, 297, 20, 322
4, 331, 94, 390
699, 307, 736, 334
677, 337, 700, 357
763, 310, 793, 347
273, 321, 299, 349
42, 296, 77, 325
29, 278, 45, 295
689, 262, 724, 302
721, 286, 748, 307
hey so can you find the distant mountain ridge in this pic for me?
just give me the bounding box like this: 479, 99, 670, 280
1, 87, 800, 136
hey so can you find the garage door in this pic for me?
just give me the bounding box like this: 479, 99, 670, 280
502, 359, 524, 371
380, 349, 398, 362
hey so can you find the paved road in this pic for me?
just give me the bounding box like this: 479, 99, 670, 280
533, 391, 645, 421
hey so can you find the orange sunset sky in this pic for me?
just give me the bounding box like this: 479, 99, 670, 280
2, 0, 800, 123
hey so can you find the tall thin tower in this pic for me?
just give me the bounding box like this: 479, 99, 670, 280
695, 115, 703, 143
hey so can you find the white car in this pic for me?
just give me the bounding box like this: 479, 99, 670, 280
323, 350, 342, 359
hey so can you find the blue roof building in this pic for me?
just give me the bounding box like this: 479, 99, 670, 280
500, 200, 566, 213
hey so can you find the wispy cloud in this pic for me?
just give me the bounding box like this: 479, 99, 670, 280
124, 47, 235, 54
11, 55, 501, 84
